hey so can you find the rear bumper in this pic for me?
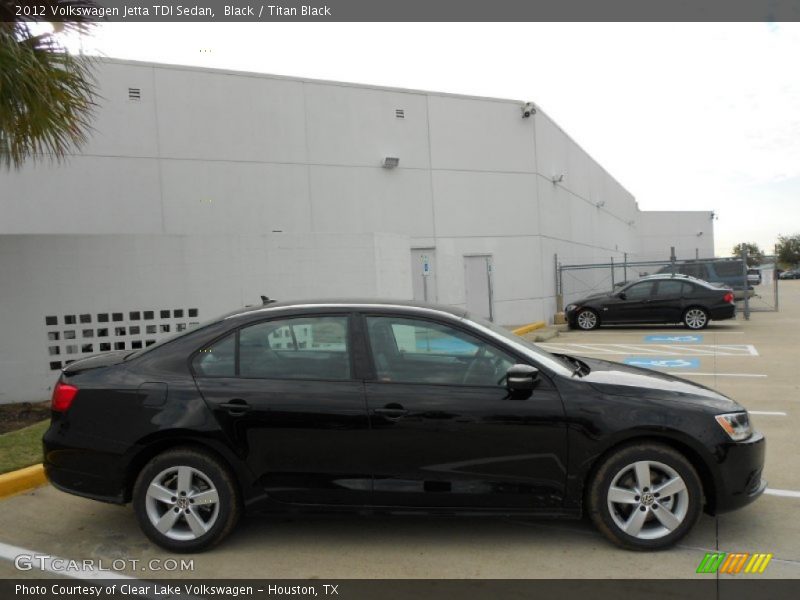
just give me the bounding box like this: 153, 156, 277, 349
710, 431, 766, 514
45, 462, 126, 504
710, 304, 736, 320
43, 424, 129, 504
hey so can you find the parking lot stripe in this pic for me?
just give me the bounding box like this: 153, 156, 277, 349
539, 343, 759, 356
671, 372, 768, 378
765, 488, 800, 499
0, 540, 133, 580
749, 411, 788, 416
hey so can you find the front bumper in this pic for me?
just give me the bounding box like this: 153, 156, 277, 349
710, 431, 766, 514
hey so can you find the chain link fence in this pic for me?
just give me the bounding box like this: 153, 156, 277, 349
554, 247, 780, 320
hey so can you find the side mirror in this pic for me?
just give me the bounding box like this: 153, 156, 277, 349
506, 364, 539, 391
617, 291, 627, 300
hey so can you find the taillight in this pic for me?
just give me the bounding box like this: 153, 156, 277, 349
723, 292, 734, 304
51, 381, 78, 412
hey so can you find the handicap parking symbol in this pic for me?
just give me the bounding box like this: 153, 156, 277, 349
644, 335, 703, 343
624, 357, 700, 369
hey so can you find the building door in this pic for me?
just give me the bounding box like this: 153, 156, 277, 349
410, 249, 437, 303
464, 255, 493, 321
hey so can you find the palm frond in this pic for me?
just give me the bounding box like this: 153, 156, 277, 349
0, 0, 99, 169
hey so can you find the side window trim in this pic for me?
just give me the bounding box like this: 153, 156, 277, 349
190, 330, 238, 379
191, 313, 356, 381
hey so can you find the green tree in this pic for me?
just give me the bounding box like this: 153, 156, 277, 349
775, 234, 800, 267
0, 1, 98, 169
731, 242, 765, 266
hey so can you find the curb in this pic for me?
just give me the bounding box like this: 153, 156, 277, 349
511, 321, 546, 336
0, 464, 47, 500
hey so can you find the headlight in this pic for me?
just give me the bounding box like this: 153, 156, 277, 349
715, 412, 752, 441
565, 304, 577, 312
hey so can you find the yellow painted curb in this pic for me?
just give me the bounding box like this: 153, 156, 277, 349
512, 321, 546, 336
0, 463, 47, 500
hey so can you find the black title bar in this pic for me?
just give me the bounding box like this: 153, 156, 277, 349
9, 0, 800, 22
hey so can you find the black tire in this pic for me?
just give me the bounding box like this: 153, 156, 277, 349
575, 308, 600, 330
587, 443, 702, 551
682, 306, 709, 330
132, 447, 241, 553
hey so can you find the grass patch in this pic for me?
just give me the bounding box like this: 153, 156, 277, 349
0, 419, 48, 475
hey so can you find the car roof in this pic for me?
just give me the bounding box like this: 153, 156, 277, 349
222, 298, 469, 321
631, 273, 698, 282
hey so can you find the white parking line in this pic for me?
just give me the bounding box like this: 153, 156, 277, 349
671, 372, 768, 378
0, 540, 133, 579
539, 343, 759, 356
765, 488, 800, 499
749, 411, 788, 416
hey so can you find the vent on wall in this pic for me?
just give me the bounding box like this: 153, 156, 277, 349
44, 308, 200, 370
395, 109, 405, 119
128, 87, 141, 101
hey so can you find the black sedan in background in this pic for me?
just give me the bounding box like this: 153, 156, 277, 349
44, 299, 763, 552
566, 274, 736, 330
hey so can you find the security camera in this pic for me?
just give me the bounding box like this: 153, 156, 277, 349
521, 102, 536, 118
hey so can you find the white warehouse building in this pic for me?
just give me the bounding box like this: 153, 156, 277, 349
0, 59, 715, 403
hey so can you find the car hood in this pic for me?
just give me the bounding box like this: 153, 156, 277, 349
572, 292, 611, 304
575, 356, 741, 412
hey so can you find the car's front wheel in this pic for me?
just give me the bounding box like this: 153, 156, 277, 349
133, 447, 241, 552
575, 308, 600, 330
683, 307, 709, 329
587, 443, 702, 550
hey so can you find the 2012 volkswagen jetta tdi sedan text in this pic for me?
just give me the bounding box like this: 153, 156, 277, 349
43, 300, 765, 552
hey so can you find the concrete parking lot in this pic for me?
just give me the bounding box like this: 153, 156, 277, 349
1, 283, 799, 580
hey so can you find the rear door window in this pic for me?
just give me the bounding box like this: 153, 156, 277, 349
714, 261, 744, 277
239, 316, 351, 380
655, 280, 684, 298
680, 264, 708, 279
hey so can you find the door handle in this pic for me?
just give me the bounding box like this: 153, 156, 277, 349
220, 399, 251, 415
374, 404, 409, 419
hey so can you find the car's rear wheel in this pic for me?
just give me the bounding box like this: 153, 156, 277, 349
683, 307, 709, 329
588, 443, 702, 550
576, 309, 600, 330
133, 447, 241, 552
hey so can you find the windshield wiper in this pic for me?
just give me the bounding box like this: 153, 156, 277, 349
556, 353, 588, 377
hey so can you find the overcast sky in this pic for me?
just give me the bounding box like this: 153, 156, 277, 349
63, 22, 800, 256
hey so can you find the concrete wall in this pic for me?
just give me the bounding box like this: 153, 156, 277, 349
0, 59, 715, 402
0, 233, 409, 402
637, 211, 715, 261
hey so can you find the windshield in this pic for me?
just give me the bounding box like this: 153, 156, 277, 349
464, 313, 573, 376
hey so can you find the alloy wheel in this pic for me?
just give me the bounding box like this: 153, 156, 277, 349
144, 465, 220, 541
577, 310, 598, 330
684, 309, 707, 329
606, 460, 689, 540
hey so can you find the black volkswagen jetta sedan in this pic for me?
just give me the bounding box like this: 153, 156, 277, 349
565, 274, 737, 330
44, 300, 765, 552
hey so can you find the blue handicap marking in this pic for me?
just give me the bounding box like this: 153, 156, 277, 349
624, 357, 700, 369
644, 334, 703, 344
